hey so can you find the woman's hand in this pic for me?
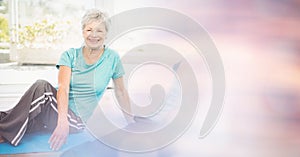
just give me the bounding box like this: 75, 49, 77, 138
124, 114, 136, 124
48, 119, 69, 151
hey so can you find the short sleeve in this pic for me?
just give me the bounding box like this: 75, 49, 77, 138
56, 49, 74, 69
112, 56, 125, 79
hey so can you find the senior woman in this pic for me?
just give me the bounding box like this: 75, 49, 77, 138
0, 9, 134, 150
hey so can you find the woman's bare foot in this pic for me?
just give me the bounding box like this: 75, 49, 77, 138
0, 136, 5, 143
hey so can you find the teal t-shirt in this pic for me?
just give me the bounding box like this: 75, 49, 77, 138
56, 46, 124, 122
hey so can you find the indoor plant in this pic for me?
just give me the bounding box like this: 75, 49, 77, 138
11, 17, 71, 64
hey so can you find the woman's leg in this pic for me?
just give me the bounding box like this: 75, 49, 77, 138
0, 80, 84, 146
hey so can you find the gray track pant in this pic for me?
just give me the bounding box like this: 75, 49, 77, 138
0, 80, 85, 146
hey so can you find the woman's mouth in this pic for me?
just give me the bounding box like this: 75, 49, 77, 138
88, 38, 101, 44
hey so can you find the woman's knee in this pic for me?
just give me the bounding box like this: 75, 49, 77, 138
34, 79, 50, 86
31, 79, 52, 91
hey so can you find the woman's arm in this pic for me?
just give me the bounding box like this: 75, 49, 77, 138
113, 77, 135, 123
49, 66, 71, 150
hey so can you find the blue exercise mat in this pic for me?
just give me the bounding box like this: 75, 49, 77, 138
0, 129, 95, 155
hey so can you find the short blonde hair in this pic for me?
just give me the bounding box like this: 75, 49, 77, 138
81, 9, 110, 32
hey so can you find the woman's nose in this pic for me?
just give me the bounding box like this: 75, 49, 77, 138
92, 31, 97, 37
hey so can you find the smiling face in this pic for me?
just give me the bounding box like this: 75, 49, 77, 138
82, 20, 107, 50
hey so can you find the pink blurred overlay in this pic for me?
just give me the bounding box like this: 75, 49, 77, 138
1, 0, 300, 156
